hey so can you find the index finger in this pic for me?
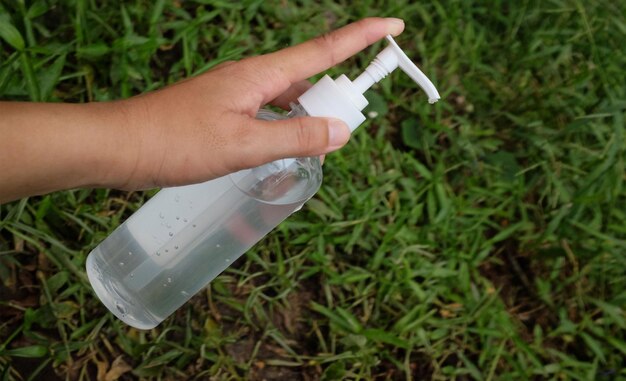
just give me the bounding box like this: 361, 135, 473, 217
253, 17, 405, 88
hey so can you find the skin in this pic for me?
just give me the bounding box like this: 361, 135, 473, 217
0, 17, 405, 204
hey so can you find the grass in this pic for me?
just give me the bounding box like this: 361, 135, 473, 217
1, 0, 626, 379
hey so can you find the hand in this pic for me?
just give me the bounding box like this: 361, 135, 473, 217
0, 17, 405, 203
117, 17, 405, 189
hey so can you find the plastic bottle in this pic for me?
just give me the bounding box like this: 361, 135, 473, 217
86, 35, 440, 329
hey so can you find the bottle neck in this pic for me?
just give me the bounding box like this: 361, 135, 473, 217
287, 102, 309, 118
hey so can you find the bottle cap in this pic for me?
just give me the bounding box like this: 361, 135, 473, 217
298, 35, 440, 132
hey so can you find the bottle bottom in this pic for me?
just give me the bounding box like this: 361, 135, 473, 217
85, 154, 322, 329
86, 250, 161, 330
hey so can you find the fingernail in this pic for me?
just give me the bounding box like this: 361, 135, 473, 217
327, 119, 351, 151
385, 17, 405, 36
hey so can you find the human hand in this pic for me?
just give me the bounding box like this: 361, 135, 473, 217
111, 17, 405, 190
0, 18, 404, 203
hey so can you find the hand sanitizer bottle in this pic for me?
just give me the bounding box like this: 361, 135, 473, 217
86, 35, 440, 329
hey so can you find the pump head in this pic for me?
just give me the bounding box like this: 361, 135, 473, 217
298, 35, 440, 132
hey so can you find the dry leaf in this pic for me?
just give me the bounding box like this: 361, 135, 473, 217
104, 356, 132, 381
95, 357, 108, 381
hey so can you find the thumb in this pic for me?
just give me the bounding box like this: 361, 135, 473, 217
245, 116, 351, 163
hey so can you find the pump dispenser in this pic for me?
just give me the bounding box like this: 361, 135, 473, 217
298, 35, 440, 131
86, 34, 440, 329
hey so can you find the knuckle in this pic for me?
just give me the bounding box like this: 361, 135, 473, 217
228, 121, 263, 170
294, 118, 319, 152
228, 58, 265, 83
314, 31, 339, 48
312, 32, 339, 67
233, 57, 287, 97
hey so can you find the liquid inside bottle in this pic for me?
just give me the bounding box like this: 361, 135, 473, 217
86, 107, 321, 329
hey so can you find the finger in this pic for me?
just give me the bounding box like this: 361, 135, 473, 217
236, 117, 350, 169
252, 17, 404, 89
269, 80, 312, 110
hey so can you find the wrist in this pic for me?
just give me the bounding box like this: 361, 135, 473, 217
79, 100, 144, 191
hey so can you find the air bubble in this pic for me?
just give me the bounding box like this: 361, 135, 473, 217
192, 224, 197, 228
216, 244, 221, 248
128, 251, 133, 256
167, 277, 172, 283
115, 302, 126, 315
119, 262, 124, 267
183, 218, 188, 223
176, 216, 180, 220
169, 232, 173, 237
130, 273, 134, 278
165, 249, 169, 253
159, 212, 164, 219
166, 223, 172, 228
174, 245, 179, 250
156, 251, 161, 256
225, 258, 230, 263
181, 291, 189, 296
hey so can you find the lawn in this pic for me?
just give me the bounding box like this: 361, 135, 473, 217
1, 0, 625, 380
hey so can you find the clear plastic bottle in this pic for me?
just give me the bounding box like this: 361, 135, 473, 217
87, 35, 440, 329
86, 106, 320, 329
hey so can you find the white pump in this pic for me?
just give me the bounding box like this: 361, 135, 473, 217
297, 35, 440, 132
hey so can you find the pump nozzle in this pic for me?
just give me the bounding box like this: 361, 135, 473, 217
298, 35, 440, 132
352, 36, 440, 104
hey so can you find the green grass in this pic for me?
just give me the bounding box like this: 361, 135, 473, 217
1, 0, 626, 379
